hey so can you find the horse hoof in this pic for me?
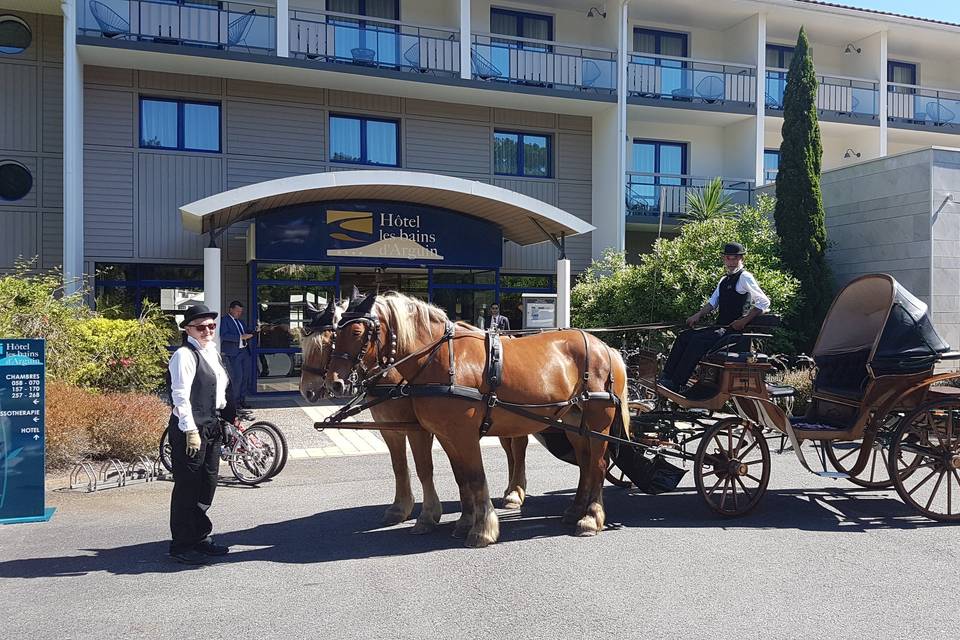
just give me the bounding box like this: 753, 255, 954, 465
382, 507, 411, 527
502, 494, 523, 510
410, 519, 437, 535
465, 532, 495, 548
575, 516, 600, 537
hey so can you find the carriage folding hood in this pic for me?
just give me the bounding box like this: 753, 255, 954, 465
812, 274, 950, 373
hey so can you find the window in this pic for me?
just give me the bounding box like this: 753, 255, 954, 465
633, 28, 688, 97
0, 15, 31, 55
491, 8, 553, 44
627, 140, 687, 216
765, 44, 794, 109
888, 60, 917, 94
494, 131, 551, 177
765, 44, 794, 70
0, 160, 32, 201
140, 98, 221, 152
329, 115, 399, 166
328, 0, 400, 64
763, 149, 780, 184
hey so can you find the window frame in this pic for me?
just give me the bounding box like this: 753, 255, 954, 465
887, 60, 918, 89
0, 14, 32, 55
765, 44, 794, 70
138, 96, 222, 153
763, 148, 780, 183
490, 7, 554, 49
328, 113, 401, 167
493, 130, 552, 178
632, 27, 689, 58
631, 138, 688, 175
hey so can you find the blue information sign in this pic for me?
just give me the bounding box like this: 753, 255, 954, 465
0, 339, 53, 524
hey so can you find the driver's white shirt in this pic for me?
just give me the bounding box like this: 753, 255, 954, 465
707, 269, 771, 312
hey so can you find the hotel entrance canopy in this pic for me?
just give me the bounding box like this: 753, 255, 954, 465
179, 170, 594, 246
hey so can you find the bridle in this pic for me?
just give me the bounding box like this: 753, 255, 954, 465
300, 317, 338, 377
329, 307, 397, 383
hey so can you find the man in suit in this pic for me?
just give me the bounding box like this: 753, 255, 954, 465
488, 303, 510, 332
220, 300, 254, 412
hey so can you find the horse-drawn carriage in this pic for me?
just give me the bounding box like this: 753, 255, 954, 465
302, 273, 960, 548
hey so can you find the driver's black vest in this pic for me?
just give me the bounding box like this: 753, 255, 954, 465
716, 270, 749, 326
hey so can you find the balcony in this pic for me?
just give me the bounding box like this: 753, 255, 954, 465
765, 69, 879, 122
470, 33, 616, 94
289, 9, 459, 76
625, 173, 755, 223
888, 83, 960, 130
627, 53, 756, 111
81, 0, 276, 54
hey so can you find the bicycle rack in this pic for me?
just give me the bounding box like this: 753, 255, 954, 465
69, 460, 98, 493
126, 455, 153, 482
98, 459, 127, 489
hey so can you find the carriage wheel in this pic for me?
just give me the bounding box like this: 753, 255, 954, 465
824, 439, 894, 489
890, 400, 960, 522
695, 419, 770, 516
605, 455, 632, 488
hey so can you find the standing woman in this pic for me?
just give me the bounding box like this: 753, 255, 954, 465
167, 304, 237, 565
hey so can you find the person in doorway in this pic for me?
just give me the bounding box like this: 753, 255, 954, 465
167, 304, 237, 565
220, 301, 254, 413
659, 242, 770, 392
488, 303, 511, 331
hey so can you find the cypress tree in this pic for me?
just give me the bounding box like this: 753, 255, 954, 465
774, 26, 833, 349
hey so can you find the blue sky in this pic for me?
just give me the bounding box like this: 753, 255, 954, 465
839, 0, 960, 24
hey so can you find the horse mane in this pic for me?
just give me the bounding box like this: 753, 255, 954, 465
376, 291, 450, 352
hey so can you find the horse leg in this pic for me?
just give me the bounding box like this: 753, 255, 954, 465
500, 436, 528, 509
575, 412, 611, 537
562, 430, 591, 524
380, 430, 414, 526
408, 429, 442, 534
438, 432, 498, 548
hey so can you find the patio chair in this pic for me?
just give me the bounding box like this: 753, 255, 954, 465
695, 75, 724, 103
403, 42, 427, 73
582, 59, 602, 90
765, 92, 782, 109
227, 9, 256, 52
471, 49, 502, 80
926, 101, 956, 126
89, 0, 130, 39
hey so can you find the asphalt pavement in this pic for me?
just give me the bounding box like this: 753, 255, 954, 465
2, 434, 959, 639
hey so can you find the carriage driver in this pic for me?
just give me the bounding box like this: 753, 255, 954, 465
659, 242, 771, 392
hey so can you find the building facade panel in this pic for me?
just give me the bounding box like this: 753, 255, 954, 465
40, 13, 62, 63
139, 71, 221, 96
405, 99, 490, 123
328, 90, 401, 114
41, 210, 62, 269
558, 181, 593, 272
404, 118, 491, 174
557, 133, 591, 182
85, 65, 134, 88
84, 150, 136, 258
0, 210, 38, 268
225, 100, 326, 161
0, 61, 39, 152
137, 153, 223, 260
494, 108, 556, 130
41, 65, 62, 154
83, 88, 134, 148
41, 156, 62, 209
226, 79, 325, 105
226, 158, 327, 191
558, 115, 591, 132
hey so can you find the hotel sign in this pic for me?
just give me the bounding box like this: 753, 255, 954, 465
256, 201, 503, 267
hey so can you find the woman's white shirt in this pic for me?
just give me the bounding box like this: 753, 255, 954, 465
169, 336, 229, 432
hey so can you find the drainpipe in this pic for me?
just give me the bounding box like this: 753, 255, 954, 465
617, 0, 629, 250
61, 0, 84, 297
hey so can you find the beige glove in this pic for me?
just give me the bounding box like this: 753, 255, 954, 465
186, 431, 201, 457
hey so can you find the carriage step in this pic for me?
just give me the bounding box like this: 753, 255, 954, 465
814, 471, 849, 479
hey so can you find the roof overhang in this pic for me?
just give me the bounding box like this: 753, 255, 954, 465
179, 170, 594, 246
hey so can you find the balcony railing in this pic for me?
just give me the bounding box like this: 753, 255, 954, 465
470, 33, 616, 93
625, 173, 754, 219
627, 53, 756, 106
81, 0, 276, 54
764, 169, 778, 185
290, 9, 459, 75
765, 69, 879, 119
888, 82, 960, 128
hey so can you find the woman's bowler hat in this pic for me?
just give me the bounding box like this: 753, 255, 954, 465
722, 242, 746, 256
179, 304, 218, 329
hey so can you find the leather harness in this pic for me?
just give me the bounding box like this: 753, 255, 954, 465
322, 307, 622, 440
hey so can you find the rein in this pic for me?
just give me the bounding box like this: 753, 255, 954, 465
299, 322, 337, 376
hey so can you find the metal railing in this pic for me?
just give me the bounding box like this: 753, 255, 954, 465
80, 0, 276, 54
625, 173, 755, 219
888, 82, 960, 128
763, 169, 778, 185
627, 52, 756, 105
765, 69, 879, 118
290, 9, 459, 74
470, 32, 616, 92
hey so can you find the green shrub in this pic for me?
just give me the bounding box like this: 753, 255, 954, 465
72, 315, 170, 393
572, 196, 802, 351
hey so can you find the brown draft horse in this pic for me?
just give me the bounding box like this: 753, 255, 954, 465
299, 299, 530, 534
325, 292, 631, 547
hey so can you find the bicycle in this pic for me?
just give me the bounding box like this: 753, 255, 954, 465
159, 419, 288, 485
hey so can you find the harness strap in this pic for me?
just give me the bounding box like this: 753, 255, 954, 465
479, 330, 503, 437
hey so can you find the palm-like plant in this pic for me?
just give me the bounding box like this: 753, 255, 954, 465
685, 177, 736, 220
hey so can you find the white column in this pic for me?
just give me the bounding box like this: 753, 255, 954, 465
878, 30, 888, 156
204, 246, 222, 349
277, 0, 289, 57
459, 0, 471, 80
616, 0, 628, 242
556, 258, 571, 328
754, 13, 767, 186
61, 0, 84, 296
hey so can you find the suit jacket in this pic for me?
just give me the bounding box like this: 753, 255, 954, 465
489, 315, 510, 331
219, 315, 247, 356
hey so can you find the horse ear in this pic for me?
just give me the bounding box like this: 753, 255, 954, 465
305, 301, 319, 315
354, 292, 377, 315
351, 285, 361, 301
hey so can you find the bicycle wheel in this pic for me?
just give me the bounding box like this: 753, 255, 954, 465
247, 421, 289, 478
229, 425, 281, 485
158, 426, 173, 473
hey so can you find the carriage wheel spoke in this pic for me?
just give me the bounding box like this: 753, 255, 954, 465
701, 469, 718, 479
907, 468, 939, 496
951, 470, 960, 515
746, 473, 762, 484
836, 446, 858, 464
713, 435, 728, 456
735, 476, 754, 501
924, 471, 947, 512
869, 448, 879, 483
708, 475, 725, 497
719, 478, 731, 510
738, 440, 759, 459
733, 426, 748, 455
731, 477, 739, 511
727, 426, 733, 456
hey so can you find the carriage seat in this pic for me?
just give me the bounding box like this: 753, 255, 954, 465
766, 383, 795, 399
812, 349, 870, 401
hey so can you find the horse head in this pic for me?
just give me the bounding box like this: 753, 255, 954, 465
298, 297, 348, 403
325, 291, 383, 398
